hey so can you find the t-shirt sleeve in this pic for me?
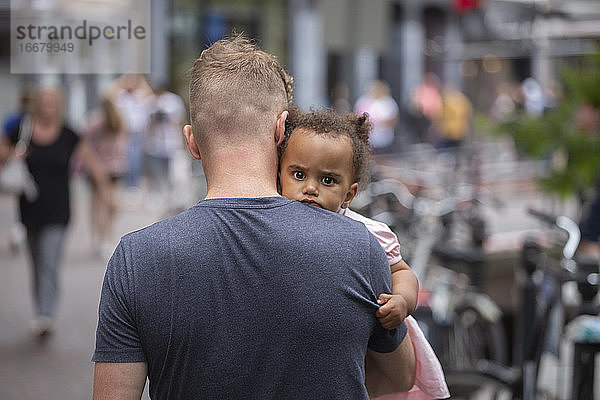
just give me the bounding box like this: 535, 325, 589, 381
366, 232, 407, 353
92, 240, 146, 363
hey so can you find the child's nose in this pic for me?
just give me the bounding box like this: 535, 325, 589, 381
303, 180, 318, 195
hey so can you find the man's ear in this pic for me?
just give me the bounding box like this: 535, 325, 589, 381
183, 124, 201, 160
275, 110, 288, 146
341, 183, 359, 209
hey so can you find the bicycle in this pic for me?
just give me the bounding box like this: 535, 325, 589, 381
416, 193, 508, 373
444, 209, 599, 400
352, 170, 509, 375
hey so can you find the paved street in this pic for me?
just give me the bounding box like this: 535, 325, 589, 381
0, 179, 166, 400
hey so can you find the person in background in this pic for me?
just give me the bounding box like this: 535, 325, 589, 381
354, 80, 399, 153
489, 82, 517, 123
82, 96, 128, 258
143, 82, 187, 212
521, 77, 545, 117
92, 35, 415, 399
411, 73, 442, 143
0, 85, 113, 337
435, 83, 473, 150
1, 83, 35, 254
576, 102, 600, 266
111, 73, 153, 193
580, 180, 600, 265
3, 83, 35, 139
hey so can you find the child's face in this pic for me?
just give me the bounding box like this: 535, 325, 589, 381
279, 128, 358, 212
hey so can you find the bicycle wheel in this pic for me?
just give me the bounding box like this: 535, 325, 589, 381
438, 306, 508, 371
444, 370, 514, 400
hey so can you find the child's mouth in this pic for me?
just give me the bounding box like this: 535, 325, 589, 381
301, 199, 322, 208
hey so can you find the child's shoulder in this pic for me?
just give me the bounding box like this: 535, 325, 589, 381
339, 208, 394, 236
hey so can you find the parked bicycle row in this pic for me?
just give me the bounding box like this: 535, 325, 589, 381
355, 146, 599, 399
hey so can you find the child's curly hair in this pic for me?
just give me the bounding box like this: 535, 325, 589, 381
279, 106, 373, 190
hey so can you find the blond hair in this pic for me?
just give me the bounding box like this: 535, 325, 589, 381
189, 35, 293, 149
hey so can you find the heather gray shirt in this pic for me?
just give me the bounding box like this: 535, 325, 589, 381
93, 197, 406, 399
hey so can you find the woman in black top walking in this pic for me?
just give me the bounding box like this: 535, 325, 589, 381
1, 85, 112, 337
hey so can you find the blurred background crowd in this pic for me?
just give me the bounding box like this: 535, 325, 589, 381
0, 0, 599, 399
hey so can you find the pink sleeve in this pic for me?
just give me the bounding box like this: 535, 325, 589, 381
373, 316, 450, 400
339, 208, 403, 266
371, 227, 402, 266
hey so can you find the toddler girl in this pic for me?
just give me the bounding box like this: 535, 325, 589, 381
278, 106, 449, 399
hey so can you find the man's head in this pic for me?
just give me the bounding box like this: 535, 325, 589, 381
187, 35, 293, 155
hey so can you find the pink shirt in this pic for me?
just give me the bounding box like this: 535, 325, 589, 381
339, 208, 402, 266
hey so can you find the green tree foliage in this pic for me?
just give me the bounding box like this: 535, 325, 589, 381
490, 49, 600, 199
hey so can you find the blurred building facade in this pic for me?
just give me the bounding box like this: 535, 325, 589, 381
1, 0, 600, 126
315, 0, 600, 114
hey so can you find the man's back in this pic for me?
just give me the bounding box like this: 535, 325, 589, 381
94, 197, 402, 399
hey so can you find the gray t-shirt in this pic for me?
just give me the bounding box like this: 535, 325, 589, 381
93, 197, 406, 399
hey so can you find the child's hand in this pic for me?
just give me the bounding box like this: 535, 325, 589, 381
375, 294, 409, 330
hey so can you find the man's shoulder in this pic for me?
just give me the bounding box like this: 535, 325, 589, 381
119, 209, 186, 250
291, 203, 371, 235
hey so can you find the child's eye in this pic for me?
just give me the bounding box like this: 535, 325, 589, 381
322, 176, 335, 185
293, 171, 305, 180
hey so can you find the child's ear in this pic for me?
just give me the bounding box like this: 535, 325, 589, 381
341, 183, 359, 209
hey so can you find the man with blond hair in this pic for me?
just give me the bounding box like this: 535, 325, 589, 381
92, 36, 415, 399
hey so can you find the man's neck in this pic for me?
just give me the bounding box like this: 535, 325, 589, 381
205, 184, 280, 199
203, 148, 280, 199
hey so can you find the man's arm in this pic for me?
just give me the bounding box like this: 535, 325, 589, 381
365, 332, 416, 397
93, 362, 148, 400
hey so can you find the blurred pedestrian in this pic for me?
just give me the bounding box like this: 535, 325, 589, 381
490, 82, 517, 123
0, 85, 113, 337
580, 179, 600, 265
111, 73, 153, 192
521, 77, 545, 117
3, 83, 35, 139
435, 83, 472, 150
576, 102, 600, 266
2, 83, 35, 254
82, 96, 128, 258
143, 82, 186, 212
411, 72, 442, 143
354, 80, 399, 153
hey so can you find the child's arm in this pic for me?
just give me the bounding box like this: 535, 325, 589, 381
375, 260, 419, 330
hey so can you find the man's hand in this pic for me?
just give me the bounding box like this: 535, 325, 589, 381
376, 294, 409, 330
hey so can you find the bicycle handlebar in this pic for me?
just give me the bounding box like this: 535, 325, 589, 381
556, 216, 581, 260
527, 208, 581, 261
